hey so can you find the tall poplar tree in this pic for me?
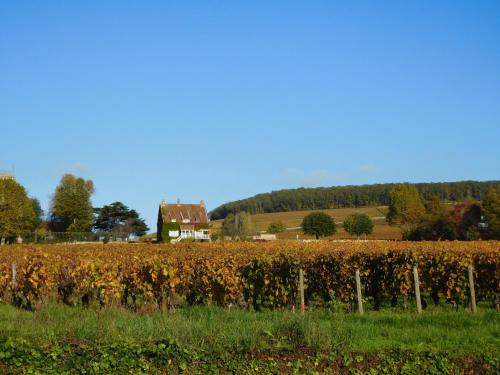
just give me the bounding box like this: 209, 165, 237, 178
222, 212, 253, 240
386, 184, 425, 227
50, 174, 95, 232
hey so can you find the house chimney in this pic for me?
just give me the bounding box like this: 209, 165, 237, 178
177, 199, 180, 206
200, 200, 205, 208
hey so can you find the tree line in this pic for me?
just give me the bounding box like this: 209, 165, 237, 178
209, 180, 500, 220
0, 174, 149, 244
218, 184, 500, 241
296, 184, 500, 240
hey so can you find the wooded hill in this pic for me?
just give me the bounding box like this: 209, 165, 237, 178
209, 180, 500, 220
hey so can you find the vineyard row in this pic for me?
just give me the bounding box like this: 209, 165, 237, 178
0, 242, 498, 311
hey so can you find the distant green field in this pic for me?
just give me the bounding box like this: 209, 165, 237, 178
210, 206, 402, 240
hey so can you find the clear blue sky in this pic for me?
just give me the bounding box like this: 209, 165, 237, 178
1, 1, 499, 230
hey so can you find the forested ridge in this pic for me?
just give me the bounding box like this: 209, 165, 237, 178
209, 180, 500, 220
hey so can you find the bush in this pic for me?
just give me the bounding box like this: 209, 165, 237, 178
267, 221, 285, 234
404, 215, 457, 241
343, 213, 374, 237
301, 212, 336, 239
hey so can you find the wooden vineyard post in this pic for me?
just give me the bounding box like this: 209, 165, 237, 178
299, 269, 305, 314
355, 269, 364, 314
468, 264, 477, 313
413, 267, 422, 314
11, 264, 17, 290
